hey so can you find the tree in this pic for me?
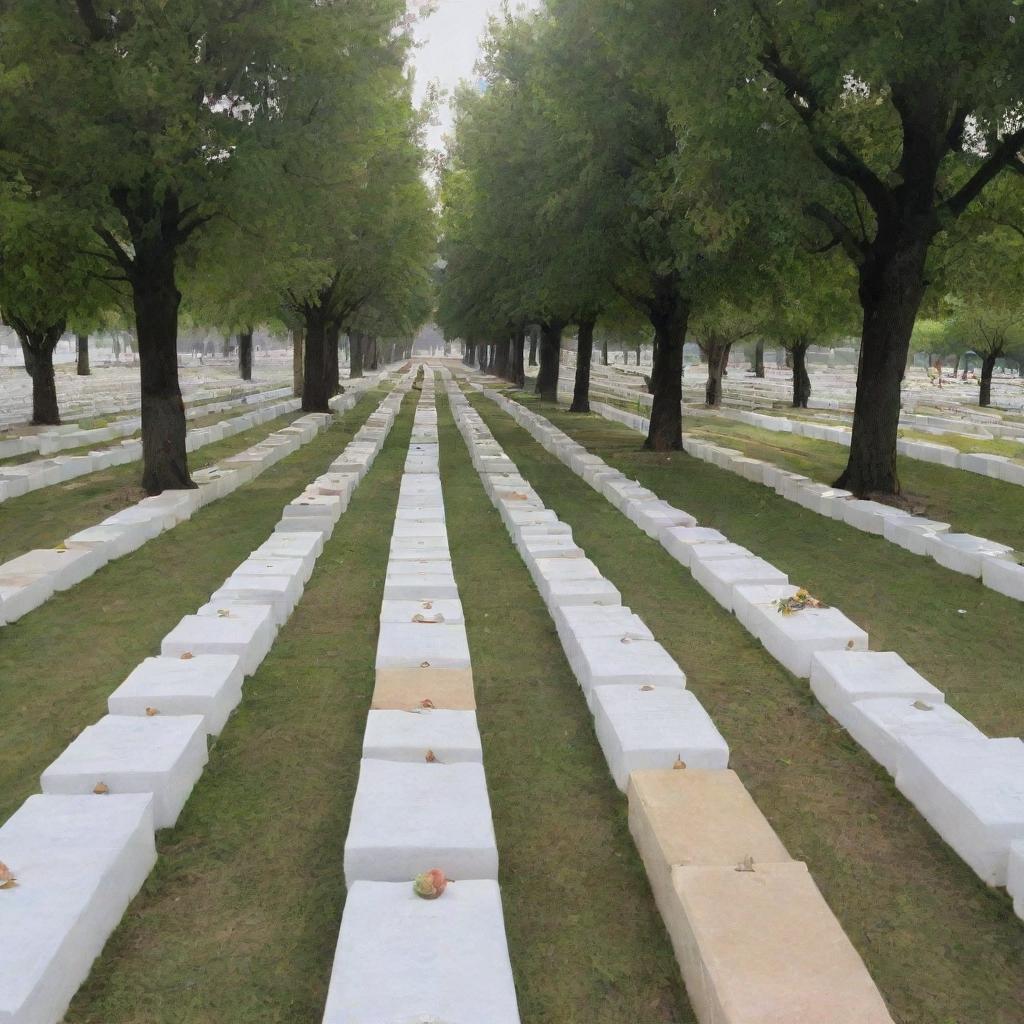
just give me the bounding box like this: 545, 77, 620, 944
600, 0, 1024, 493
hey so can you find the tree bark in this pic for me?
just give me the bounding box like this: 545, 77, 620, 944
238, 329, 253, 381
702, 336, 732, 408
511, 326, 526, 388
570, 317, 596, 412
349, 331, 364, 379
601, 335, 609, 366
292, 328, 304, 397
301, 310, 332, 412
131, 244, 194, 493
644, 278, 690, 451
10, 319, 65, 425
76, 333, 91, 375
528, 325, 539, 367
326, 322, 341, 395
792, 339, 811, 408
754, 338, 765, 378
535, 321, 563, 401
494, 335, 509, 379
979, 353, 997, 407
835, 238, 930, 496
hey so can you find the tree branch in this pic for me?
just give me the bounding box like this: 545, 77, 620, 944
803, 202, 867, 261
943, 126, 1024, 218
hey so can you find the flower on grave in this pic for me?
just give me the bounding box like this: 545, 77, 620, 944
413, 868, 449, 900
774, 589, 827, 615
0, 861, 16, 889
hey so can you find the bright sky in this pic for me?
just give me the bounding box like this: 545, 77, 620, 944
410, 0, 537, 157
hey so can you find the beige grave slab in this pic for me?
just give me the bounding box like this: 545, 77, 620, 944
628, 769, 790, 914
371, 666, 476, 711
669, 862, 894, 1024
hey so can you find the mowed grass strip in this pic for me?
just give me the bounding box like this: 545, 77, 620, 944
0, 408, 313, 563
437, 392, 693, 1024
466, 387, 1024, 1024
683, 413, 1024, 552
63, 391, 413, 1024
0, 388, 392, 827
516, 391, 1024, 738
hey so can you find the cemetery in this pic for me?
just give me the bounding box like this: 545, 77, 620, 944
1, 2, 1023, 1024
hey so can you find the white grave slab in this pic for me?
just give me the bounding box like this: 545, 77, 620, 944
160, 608, 275, 676
691, 555, 788, 611
376, 622, 471, 670
41, 715, 208, 829
927, 533, 1015, 578
758, 605, 869, 678
573, 636, 686, 703
362, 709, 483, 763
344, 759, 498, 884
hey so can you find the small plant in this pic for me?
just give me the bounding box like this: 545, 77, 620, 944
774, 588, 827, 616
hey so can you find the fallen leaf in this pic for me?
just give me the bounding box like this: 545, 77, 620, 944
640, 684, 655, 691
912, 700, 933, 711
180, 652, 194, 660
0, 861, 16, 889
673, 756, 687, 770
735, 855, 756, 873
93, 782, 110, 795
145, 707, 159, 716
419, 699, 435, 709
425, 749, 438, 763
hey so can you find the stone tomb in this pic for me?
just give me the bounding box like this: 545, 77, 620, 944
810, 650, 943, 721
670, 862, 896, 1023
690, 555, 788, 612
0, 794, 157, 1024
895, 735, 1024, 885
362, 708, 483, 763
593, 686, 729, 790
160, 607, 276, 676
41, 715, 207, 829
757, 604, 869, 678
344, 759, 497, 883
107, 654, 244, 736
572, 635, 686, 704
322, 879, 520, 1024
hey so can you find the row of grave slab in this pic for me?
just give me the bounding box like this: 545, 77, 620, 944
469, 376, 1024, 926
0, 371, 408, 1024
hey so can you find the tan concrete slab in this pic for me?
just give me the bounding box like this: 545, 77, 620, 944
628, 769, 790, 914
371, 667, 476, 711
669, 862, 894, 1024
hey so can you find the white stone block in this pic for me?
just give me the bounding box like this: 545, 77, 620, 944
41, 715, 208, 829
883, 515, 951, 555
1008, 841, 1024, 920
0, 575, 55, 624
0, 547, 105, 592
959, 452, 1010, 477
274, 515, 335, 539
379, 598, 465, 625
691, 555, 788, 611
731, 583, 799, 637
841, 499, 910, 535
592, 685, 728, 790
759, 605, 869, 678
895, 736, 1024, 885
376, 622, 471, 671
981, 556, 1024, 602
102, 505, 172, 539
283, 493, 343, 523
235, 553, 311, 586
322, 879, 520, 1024
573, 635, 686, 704
520, 534, 584, 560
344, 759, 498, 883
0, 794, 156, 1024
108, 654, 244, 736
383, 564, 459, 601
253, 529, 323, 565
810, 650, 942, 722
853, 696, 983, 774
660, 526, 729, 567
927, 533, 1015, 578
161, 609, 275, 676
362, 708, 483, 763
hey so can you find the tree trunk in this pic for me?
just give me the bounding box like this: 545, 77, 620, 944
835, 238, 930, 496
792, 340, 811, 408
349, 331, 364, 379
132, 245, 194, 493
979, 353, 997, 407
644, 279, 690, 451
325, 323, 341, 395
702, 337, 732, 408
238, 329, 253, 381
570, 317, 595, 413
10, 319, 65, 425
494, 336, 509, 379
366, 335, 379, 372
535, 322, 563, 401
754, 338, 765, 378
528, 325, 539, 367
76, 333, 91, 376
511, 326, 526, 388
292, 328, 304, 397
601, 335, 609, 366
301, 310, 332, 412
952, 353, 961, 377
18, 336, 36, 377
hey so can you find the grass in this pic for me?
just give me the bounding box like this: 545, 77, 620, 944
0, 389, 390, 828
0, 409, 308, 564
465, 384, 1024, 1024
436, 391, 693, 1024
61, 387, 411, 1024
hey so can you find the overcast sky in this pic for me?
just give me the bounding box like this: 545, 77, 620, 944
410, 0, 537, 156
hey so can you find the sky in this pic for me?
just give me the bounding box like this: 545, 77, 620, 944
410, 0, 536, 156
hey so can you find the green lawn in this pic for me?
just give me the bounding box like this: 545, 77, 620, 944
437, 391, 693, 1024
0, 409, 309, 565
465, 383, 1024, 1024
60, 386, 408, 1024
